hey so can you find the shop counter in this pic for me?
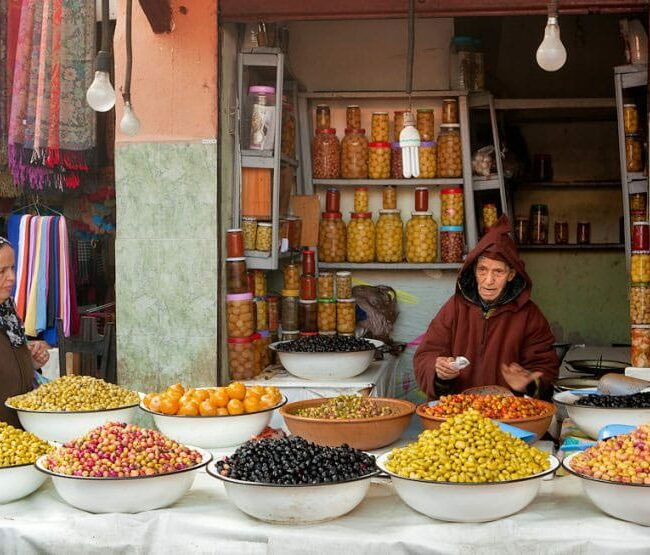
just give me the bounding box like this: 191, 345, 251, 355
1, 470, 648, 554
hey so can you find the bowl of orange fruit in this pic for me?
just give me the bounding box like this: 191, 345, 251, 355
140, 383, 286, 449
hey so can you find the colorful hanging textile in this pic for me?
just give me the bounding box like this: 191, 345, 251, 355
7, 0, 96, 190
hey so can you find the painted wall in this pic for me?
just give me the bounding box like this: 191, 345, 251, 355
113, 0, 219, 391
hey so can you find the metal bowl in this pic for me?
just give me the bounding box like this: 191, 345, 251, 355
206, 460, 379, 524
563, 452, 650, 526
0, 462, 48, 504
565, 359, 628, 376
377, 453, 559, 522
35, 447, 212, 513
553, 377, 600, 392
4, 402, 139, 444
269, 339, 384, 381
553, 390, 650, 439
139, 396, 287, 448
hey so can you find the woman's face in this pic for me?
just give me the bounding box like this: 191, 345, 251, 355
0, 245, 16, 304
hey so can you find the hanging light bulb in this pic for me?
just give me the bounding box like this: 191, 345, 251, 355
536, 1, 567, 72
120, 101, 141, 136
87, 0, 115, 111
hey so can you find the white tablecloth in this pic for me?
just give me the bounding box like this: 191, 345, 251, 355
2, 470, 650, 554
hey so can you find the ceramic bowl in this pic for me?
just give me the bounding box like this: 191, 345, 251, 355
553, 391, 650, 439
563, 452, 650, 526
416, 400, 556, 441
0, 462, 48, 504
206, 460, 379, 524
139, 396, 287, 448
35, 447, 211, 513
5, 402, 139, 444
280, 397, 415, 450
269, 339, 383, 380
377, 453, 559, 522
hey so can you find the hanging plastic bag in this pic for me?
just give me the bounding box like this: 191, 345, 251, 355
472, 145, 495, 177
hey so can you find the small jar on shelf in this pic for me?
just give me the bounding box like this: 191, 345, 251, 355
283, 264, 300, 290
281, 99, 295, 158
390, 143, 403, 179
316, 104, 331, 129
368, 142, 391, 179
346, 105, 361, 129
318, 272, 335, 299
631, 252, 650, 283
529, 204, 549, 245
577, 221, 591, 245
406, 212, 438, 263
376, 209, 404, 263
415, 187, 429, 212
326, 187, 341, 213
336, 271, 352, 299
281, 290, 300, 331
354, 187, 369, 212
228, 335, 262, 381
631, 324, 650, 368
626, 133, 644, 173
226, 293, 255, 337
318, 212, 347, 263
383, 185, 397, 209
630, 192, 648, 212
337, 298, 356, 334
554, 220, 569, 245
313, 128, 341, 179
299, 299, 318, 333
226, 257, 248, 294
419, 142, 437, 178
630, 284, 650, 325
440, 188, 464, 226
442, 99, 459, 124
302, 249, 316, 275
226, 229, 244, 258
300, 274, 317, 300
624, 103, 640, 134
514, 216, 529, 245
317, 299, 337, 332
341, 128, 369, 179
252, 270, 267, 297
482, 204, 498, 234
437, 124, 462, 178
632, 222, 650, 251
254, 296, 268, 330
394, 110, 410, 141
242, 217, 257, 251
440, 226, 464, 263
371, 112, 389, 142
416, 109, 435, 142
267, 294, 280, 332
347, 212, 375, 263
256, 222, 273, 252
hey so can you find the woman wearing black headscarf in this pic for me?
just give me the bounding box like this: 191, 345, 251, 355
0, 237, 49, 427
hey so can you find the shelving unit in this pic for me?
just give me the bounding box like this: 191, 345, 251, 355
312, 178, 464, 187
318, 262, 463, 270
518, 244, 624, 251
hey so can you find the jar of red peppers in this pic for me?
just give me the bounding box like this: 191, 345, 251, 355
391, 142, 403, 179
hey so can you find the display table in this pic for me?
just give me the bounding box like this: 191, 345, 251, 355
2, 470, 649, 554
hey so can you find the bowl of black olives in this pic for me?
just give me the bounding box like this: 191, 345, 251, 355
270, 336, 383, 380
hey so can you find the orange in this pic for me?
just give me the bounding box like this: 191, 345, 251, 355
143, 393, 155, 408
227, 382, 247, 401
167, 383, 185, 398
160, 394, 180, 415
216, 407, 229, 416
178, 401, 199, 416
259, 394, 277, 409
192, 389, 210, 402
227, 398, 245, 415
244, 388, 261, 400
211, 389, 229, 408
250, 385, 266, 397
243, 396, 260, 413
149, 395, 163, 413
199, 399, 218, 416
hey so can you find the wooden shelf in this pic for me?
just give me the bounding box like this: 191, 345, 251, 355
318, 262, 463, 270
312, 178, 464, 187
518, 244, 624, 251
300, 90, 468, 100
513, 180, 621, 190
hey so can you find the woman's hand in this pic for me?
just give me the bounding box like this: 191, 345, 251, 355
500, 362, 542, 393
435, 356, 460, 381
28, 341, 50, 369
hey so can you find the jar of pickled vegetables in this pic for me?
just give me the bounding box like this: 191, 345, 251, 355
267, 294, 280, 332
441, 188, 464, 226
313, 128, 341, 179
391, 142, 403, 179
258, 330, 272, 368
631, 325, 650, 368
415, 187, 429, 212
630, 192, 648, 212
226, 257, 248, 294
317, 299, 337, 332
228, 335, 262, 380
440, 226, 464, 263
419, 141, 437, 178
394, 110, 409, 141
437, 124, 462, 178
302, 249, 316, 275
347, 105, 361, 129
283, 264, 300, 290
287, 217, 302, 249
256, 222, 273, 252
341, 128, 369, 178
242, 217, 257, 250
347, 212, 375, 262
326, 188, 341, 213
416, 109, 435, 141
299, 299, 318, 333
376, 209, 403, 263
316, 104, 331, 129
318, 272, 335, 299
442, 99, 459, 124
337, 298, 356, 334
369, 142, 391, 179
354, 187, 369, 212
281, 290, 299, 332
630, 284, 650, 325
632, 252, 650, 283
253, 270, 267, 297
626, 133, 643, 172
406, 211, 438, 263
383, 185, 397, 209
482, 203, 498, 233
226, 293, 255, 337
254, 296, 268, 330
624, 104, 639, 134
318, 212, 347, 263
371, 112, 389, 142
281, 100, 295, 157
300, 275, 317, 300
336, 271, 352, 299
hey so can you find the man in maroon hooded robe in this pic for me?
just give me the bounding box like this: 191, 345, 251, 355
414, 216, 559, 400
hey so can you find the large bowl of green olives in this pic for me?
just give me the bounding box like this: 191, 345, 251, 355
280, 396, 416, 450
5, 376, 140, 444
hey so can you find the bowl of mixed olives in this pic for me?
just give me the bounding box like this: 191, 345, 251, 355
270, 335, 383, 380
553, 390, 650, 439
280, 395, 416, 450
5, 376, 140, 443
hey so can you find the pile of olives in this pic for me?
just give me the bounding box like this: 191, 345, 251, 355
576, 392, 650, 408
295, 395, 393, 419
0, 422, 53, 467
276, 334, 374, 353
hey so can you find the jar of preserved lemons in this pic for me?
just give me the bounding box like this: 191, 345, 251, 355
632, 252, 650, 283
416, 109, 435, 141
341, 128, 369, 178
419, 141, 437, 178
376, 209, 403, 263
437, 124, 462, 178
406, 211, 438, 263
368, 142, 391, 179
347, 212, 375, 263
354, 186, 369, 212
318, 212, 347, 262
383, 185, 397, 209
441, 188, 464, 226
371, 112, 389, 142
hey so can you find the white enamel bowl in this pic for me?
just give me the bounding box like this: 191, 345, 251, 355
0, 462, 49, 504
35, 447, 211, 513
206, 460, 379, 524
5, 402, 139, 444
140, 396, 287, 448
377, 453, 560, 523
269, 339, 383, 380
563, 452, 650, 526
553, 391, 650, 439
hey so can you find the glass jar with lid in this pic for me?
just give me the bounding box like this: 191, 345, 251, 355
383, 185, 397, 209
554, 219, 569, 245
391, 142, 403, 178
246, 86, 276, 150
514, 216, 529, 244
630, 192, 648, 212
313, 128, 341, 179
316, 104, 331, 130
394, 110, 410, 141
337, 299, 356, 334
318, 272, 335, 299
318, 212, 347, 263
472, 38, 485, 90
228, 335, 261, 380
317, 299, 337, 332
354, 187, 369, 212
632, 222, 650, 251
437, 124, 462, 178
630, 284, 650, 325
440, 226, 464, 263
300, 274, 317, 300
267, 294, 280, 332
441, 188, 464, 226
347, 212, 375, 262
376, 209, 404, 263
631, 325, 650, 368
242, 217, 257, 250
416, 109, 435, 141
442, 99, 459, 124
626, 133, 643, 172
371, 112, 389, 142
302, 249, 316, 275
346, 105, 361, 129
254, 296, 268, 330
529, 204, 549, 245
406, 212, 438, 263
368, 142, 391, 179
281, 290, 300, 332
258, 330, 272, 368
624, 104, 639, 134
256, 222, 273, 252
415, 187, 429, 212
226, 293, 255, 337
281, 99, 295, 157
283, 264, 300, 290
449, 36, 474, 90
632, 252, 650, 283
226, 257, 248, 294
482, 204, 498, 234
336, 271, 352, 299
341, 128, 369, 178
419, 141, 437, 178
299, 299, 318, 333
326, 188, 341, 213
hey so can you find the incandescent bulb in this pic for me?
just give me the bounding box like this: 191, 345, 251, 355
120, 102, 141, 136
536, 16, 567, 72
86, 71, 116, 111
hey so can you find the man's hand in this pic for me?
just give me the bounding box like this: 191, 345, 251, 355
28, 341, 50, 369
435, 356, 461, 381
500, 362, 542, 393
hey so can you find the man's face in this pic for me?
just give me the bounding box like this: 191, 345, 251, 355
474, 256, 515, 303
